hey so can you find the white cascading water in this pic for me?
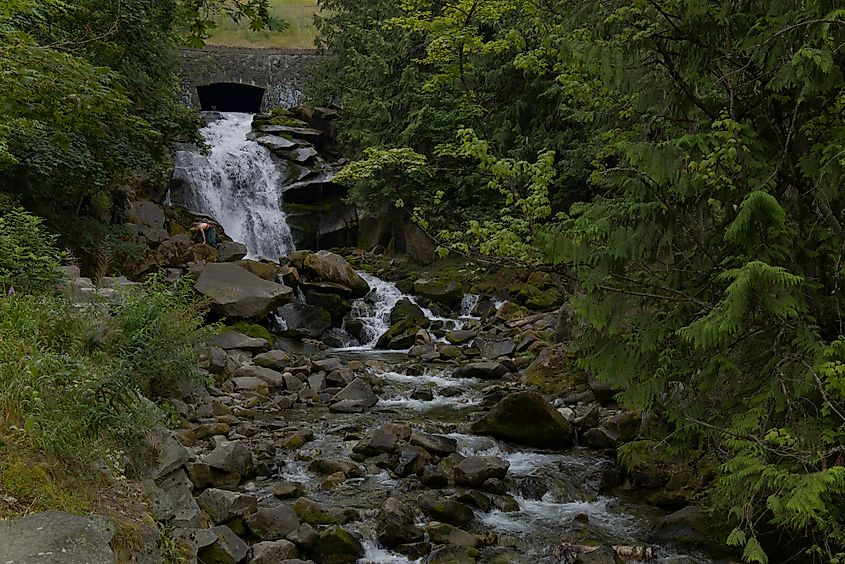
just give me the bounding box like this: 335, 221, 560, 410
172, 112, 294, 260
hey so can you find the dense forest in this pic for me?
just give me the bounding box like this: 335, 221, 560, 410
1, 0, 845, 562
313, 2, 845, 561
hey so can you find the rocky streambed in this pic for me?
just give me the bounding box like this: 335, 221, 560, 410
132, 263, 726, 564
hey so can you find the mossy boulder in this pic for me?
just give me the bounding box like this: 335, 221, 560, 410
413, 278, 463, 307
230, 322, 273, 343
470, 391, 574, 448
293, 497, 343, 526
304, 290, 351, 323
524, 345, 588, 395
313, 526, 364, 564
376, 317, 429, 350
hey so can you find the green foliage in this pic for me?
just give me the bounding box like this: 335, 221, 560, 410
317, 0, 845, 559
0, 207, 65, 293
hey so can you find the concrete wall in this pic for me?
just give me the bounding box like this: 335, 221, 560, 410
178, 47, 324, 111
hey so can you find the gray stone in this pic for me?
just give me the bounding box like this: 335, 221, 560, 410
353, 429, 398, 457
474, 339, 516, 360
143, 427, 190, 480
308, 458, 365, 479
424, 545, 478, 564
245, 505, 301, 540
413, 278, 463, 306
276, 303, 332, 338
410, 431, 457, 457
329, 378, 378, 413
295, 250, 370, 297
216, 241, 248, 262
234, 365, 285, 388
293, 497, 344, 526
425, 522, 479, 548
196, 488, 257, 524
149, 470, 203, 528
228, 376, 269, 394
253, 349, 293, 370
128, 200, 165, 229
453, 361, 509, 380
257, 134, 298, 151
205, 441, 254, 477
195, 263, 293, 320
417, 494, 474, 527
395, 444, 431, 477
313, 526, 365, 564
286, 523, 318, 548
197, 525, 249, 564
210, 330, 271, 352
251, 539, 299, 563
376, 497, 423, 548
454, 456, 510, 488
0, 511, 114, 563
470, 390, 574, 449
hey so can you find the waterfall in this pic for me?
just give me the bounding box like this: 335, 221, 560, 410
171, 112, 294, 261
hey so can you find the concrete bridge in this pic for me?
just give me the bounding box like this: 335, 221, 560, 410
178, 47, 324, 112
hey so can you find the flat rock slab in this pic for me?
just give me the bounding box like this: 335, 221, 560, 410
195, 263, 293, 320
0, 511, 115, 563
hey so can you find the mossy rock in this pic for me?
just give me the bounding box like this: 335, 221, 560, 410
231, 322, 273, 343
524, 345, 587, 395
293, 497, 341, 526
304, 291, 351, 323
525, 289, 565, 311
617, 440, 687, 489
314, 526, 364, 564
376, 317, 428, 350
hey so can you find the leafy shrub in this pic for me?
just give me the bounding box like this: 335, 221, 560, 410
0, 207, 65, 294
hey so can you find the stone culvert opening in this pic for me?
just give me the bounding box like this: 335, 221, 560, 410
197, 83, 265, 113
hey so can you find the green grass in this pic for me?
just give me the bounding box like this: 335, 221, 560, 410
206, 0, 320, 49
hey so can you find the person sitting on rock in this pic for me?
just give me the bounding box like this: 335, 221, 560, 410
193, 220, 218, 246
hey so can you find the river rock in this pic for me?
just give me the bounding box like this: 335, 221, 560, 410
424, 545, 479, 563
454, 456, 510, 488
353, 429, 398, 457
197, 525, 249, 564
273, 481, 306, 499
196, 488, 258, 524
329, 378, 378, 413
650, 505, 712, 546
277, 303, 332, 338
446, 329, 476, 345
304, 290, 351, 322
470, 391, 574, 448
141, 427, 190, 480
376, 497, 424, 548
309, 458, 365, 479
253, 349, 293, 370
210, 330, 270, 351
293, 250, 370, 297
573, 545, 619, 564
205, 441, 254, 477
0, 511, 115, 563
245, 505, 301, 540
453, 361, 508, 380
293, 497, 343, 526
474, 339, 516, 360
195, 263, 293, 320
234, 365, 285, 389
149, 470, 202, 528
286, 523, 319, 548
216, 241, 248, 262
410, 431, 457, 457
413, 278, 463, 307
251, 539, 299, 563
313, 526, 365, 564
395, 444, 432, 477
417, 494, 474, 527
425, 522, 479, 548
582, 426, 619, 450
420, 464, 449, 488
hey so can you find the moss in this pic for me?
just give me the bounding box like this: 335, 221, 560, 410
0, 450, 89, 517
230, 322, 273, 342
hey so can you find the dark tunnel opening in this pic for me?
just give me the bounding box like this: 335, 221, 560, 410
197, 83, 266, 113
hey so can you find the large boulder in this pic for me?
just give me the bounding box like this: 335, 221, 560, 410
196, 489, 258, 525
313, 526, 365, 564
470, 391, 574, 448
195, 263, 293, 320
295, 250, 370, 298
0, 512, 115, 563
403, 222, 437, 265
276, 303, 332, 338
453, 456, 510, 488
525, 345, 588, 395
413, 279, 463, 307
245, 505, 301, 540
453, 361, 508, 380
329, 378, 378, 413
197, 525, 249, 564
416, 494, 474, 527
376, 497, 423, 548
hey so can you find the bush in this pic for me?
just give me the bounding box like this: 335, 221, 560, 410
0, 207, 65, 294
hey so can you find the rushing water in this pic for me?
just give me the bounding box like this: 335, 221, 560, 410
172, 112, 294, 260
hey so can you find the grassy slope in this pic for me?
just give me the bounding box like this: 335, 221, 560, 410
205, 0, 319, 49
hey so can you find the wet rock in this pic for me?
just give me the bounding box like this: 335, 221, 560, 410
376, 497, 424, 548
424, 545, 479, 563
253, 349, 294, 371
470, 390, 574, 448
277, 303, 332, 339
210, 330, 270, 352
251, 539, 299, 563
309, 458, 365, 479
604, 410, 641, 442
273, 481, 306, 499
353, 429, 398, 457
312, 526, 365, 564
420, 464, 449, 488
525, 345, 588, 395
293, 497, 344, 526
456, 491, 492, 512
286, 523, 319, 548
329, 378, 378, 413
195, 263, 293, 320
196, 488, 258, 524
216, 241, 248, 262
574, 404, 601, 428
198, 525, 249, 564
395, 444, 432, 477
425, 522, 479, 548
446, 329, 476, 345
410, 431, 458, 457
454, 456, 509, 488
245, 505, 301, 540
491, 494, 519, 512
411, 387, 435, 401
572, 545, 619, 564
475, 339, 516, 360
515, 476, 548, 500
205, 441, 254, 478
582, 426, 619, 450
650, 505, 712, 546
417, 494, 474, 527
391, 298, 429, 325
0, 511, 115, 564
377, 313, 431, 349
297, 250, 370, 298
414, 279, 463, 307
453, 361, 509, 380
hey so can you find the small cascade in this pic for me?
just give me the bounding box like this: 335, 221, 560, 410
345, 272, 407, 347
171, 112, 294, 260
459, 293, 481, 318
